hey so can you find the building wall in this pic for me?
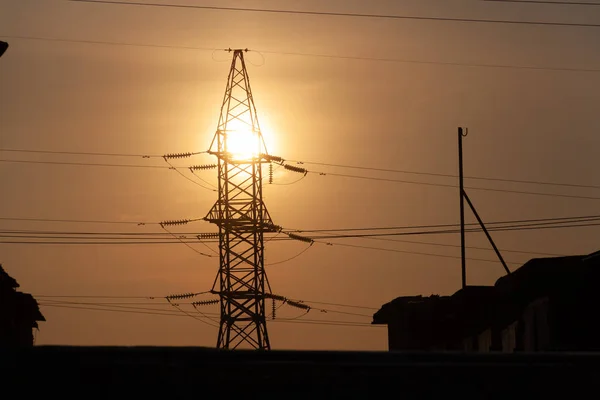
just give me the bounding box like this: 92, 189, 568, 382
501, 321, 518, 353
522, 297, 551, 351
477, 329, 492, 353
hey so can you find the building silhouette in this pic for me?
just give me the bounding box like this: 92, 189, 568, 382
373, 250, 600, 352
0, 265, 45, 346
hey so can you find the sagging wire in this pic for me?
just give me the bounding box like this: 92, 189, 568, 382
195, 232, 220, 255
272, 174, 306, 186
282, 299, 311, 320
247, 50, 266, 67
266, 242, 314, 266
264, 230, 283, 244
260, 157, 307, 185
259, 155, 301, 186
211, 48, 232, 62
265, 293, 371, 320
188, 164, 218, 189
162, 156, 216, 191
165, 296, 219, 328
263, 231, 315, 265
265, 293, 311, 320
191, 298, 220, 323
160, 222, 214, 258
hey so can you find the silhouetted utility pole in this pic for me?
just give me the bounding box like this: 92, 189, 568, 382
458, 127, 511, 288
205, 49, 278, 350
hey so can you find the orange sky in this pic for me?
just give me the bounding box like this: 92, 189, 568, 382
1, 0, 599, 350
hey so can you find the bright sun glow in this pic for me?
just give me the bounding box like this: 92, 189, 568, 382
225, 118, 275, 160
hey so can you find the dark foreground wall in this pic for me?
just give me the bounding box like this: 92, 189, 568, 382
1, 346, 600, 398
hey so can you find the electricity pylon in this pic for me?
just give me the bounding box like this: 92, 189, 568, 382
205, 49, 277, 350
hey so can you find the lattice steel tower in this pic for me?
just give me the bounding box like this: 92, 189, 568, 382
205, 49, 277, 350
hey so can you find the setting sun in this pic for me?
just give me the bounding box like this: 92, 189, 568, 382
224, 118, 274, 160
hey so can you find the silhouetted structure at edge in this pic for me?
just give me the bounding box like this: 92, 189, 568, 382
0, 41, 8, 58
0, 265, 45, 346
373, 250, 600, 352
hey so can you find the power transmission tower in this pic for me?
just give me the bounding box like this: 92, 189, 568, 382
205, 49, 277, 350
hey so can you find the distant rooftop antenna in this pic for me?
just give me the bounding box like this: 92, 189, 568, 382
458, 127, 510, 288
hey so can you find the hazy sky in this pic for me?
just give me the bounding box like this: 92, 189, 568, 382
1, 0, 599, 350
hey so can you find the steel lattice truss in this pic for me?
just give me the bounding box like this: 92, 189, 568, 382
206, 49, 277, 350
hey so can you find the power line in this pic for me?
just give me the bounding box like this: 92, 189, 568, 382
165, 298, 219, 328
162, 157, 216, 191
4, 155, 599, 200
4, 146, 599, 191
42, 301, 174, 305
70, 0, 600, 28
159, 224, 215, 258
266, 243, 313, 266
313, 240, 521, 265
0, 159, 172, 169
35, 294, 158, 299
0, 221, 595, 243
40, 303, 192, 318
0, 235, 571, 260
0, 234, 209, 240
0, 229, 209, 236
484, 0, 600, 6
35, 294, 379, 311
0, 148, 176, 158
39, 303, 380, 328
0, 34, 216, 51
1, 219, 598, 245
4, 34, 599, 74
0, 150, 209, 172
0, 212, 595, 230
355, 236, 567, 257
76, 292, 375, 320
296, 300, 379, 311
260, 49, 600, 73
306, 170, 600, 201
290, 214, 600, 233
0, 240, 221, 245
41, 299, 195, 314
6, 146, 598, 191
306, 220, 600, 239
305, 306, 373, 318
287, 159, 600, 191
0, 216, 204, 226
271, 319, 381, 328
